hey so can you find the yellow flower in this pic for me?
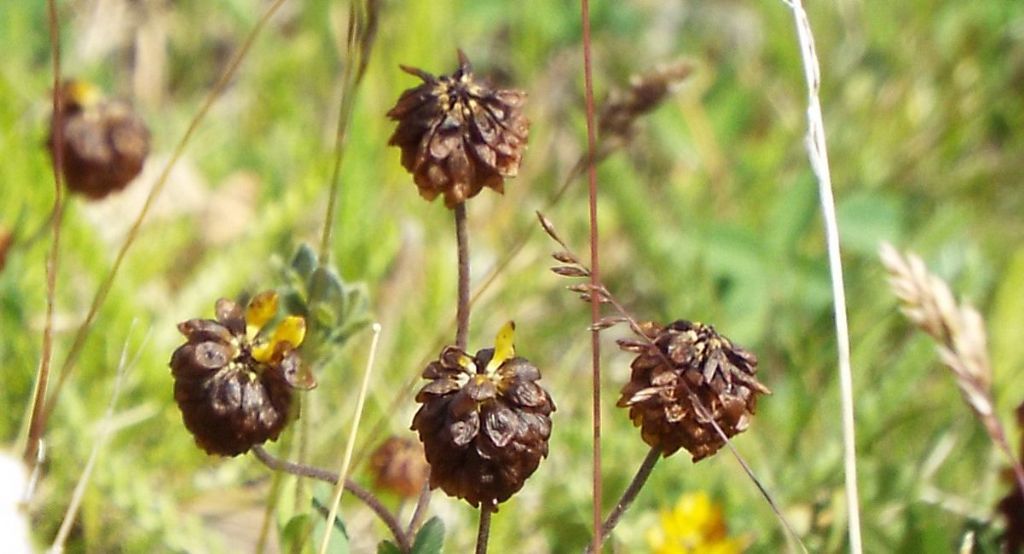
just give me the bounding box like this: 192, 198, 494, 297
646, 492, 745, 554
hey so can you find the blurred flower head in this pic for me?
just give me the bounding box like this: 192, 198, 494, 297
411, 321, 554, 509
369, 436, 430, 498
646, 492, 745, 554
170, 291, 315, 456
387, 51, 529, 208
47, 79, 150, 200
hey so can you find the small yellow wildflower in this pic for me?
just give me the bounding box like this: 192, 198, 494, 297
646, 492, 745, 554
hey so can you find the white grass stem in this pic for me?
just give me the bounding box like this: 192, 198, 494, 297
48, 324, 146, 554
318, 322, 382, 554
781, 1, 863, 552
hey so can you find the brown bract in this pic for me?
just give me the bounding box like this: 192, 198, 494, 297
386, 52, 529, 208
48, 81, 150, 200
617, 320, 770, 461
170, 298, 308, 456
411, 345, 554, 509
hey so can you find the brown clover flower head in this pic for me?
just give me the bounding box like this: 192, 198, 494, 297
170, 291, 315, 456
47, 80, 150, 200
368, 436, 430, 498
617, 320, 770, 461
411, 322, 554, 509
386, 51, 529, 208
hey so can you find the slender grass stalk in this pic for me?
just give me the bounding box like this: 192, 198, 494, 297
252, 445, 411, 552
780, 1, 862, 551
318, 322, 382, 554
584, 447, 660, 554
23, 0, 67, 466
32, 0, 291, 452
319, 0, 379, 261
578, 1, 604, 550
475, 505, 493, 554
49, 324, 144, 554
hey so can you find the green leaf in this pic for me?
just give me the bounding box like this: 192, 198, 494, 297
291, 243, 319, 280
376, 540, 402, 554
411, 517, 445, 554
279, 514, 315, 553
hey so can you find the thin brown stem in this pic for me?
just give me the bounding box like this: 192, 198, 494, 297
405, 479, 432, 537
251, 445, 411, 552
39, 0, 290, 434
455, 203, 470, 350
585, 447, 661, 553
579, 0, 603, 551
475, 505, 493, 554
23, 0, 66, 466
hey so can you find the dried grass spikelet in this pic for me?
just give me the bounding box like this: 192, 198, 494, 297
879, 243, 993, 420
618, 320, 770, 461
47, 80, 150, 200
170, 291, 315, 456
386, 51, 529, 208
598, 60, 692, 142
0, 227, 11, 273
368, 436, 430, 498
411, 322, 555, 509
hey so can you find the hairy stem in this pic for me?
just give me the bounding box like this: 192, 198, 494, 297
37, 0, 291, 440
23, 0, 66, 466
585, 447, 661, 553
251, 445, 411, 552
455, 203, 470, 350
406, 480, 432, 537
578, 0, 603, 550
782, 1, 862, 551
475, 505, 493, 554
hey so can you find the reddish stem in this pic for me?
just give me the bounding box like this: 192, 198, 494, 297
579, 0, 603, 551
25, 0, 66, 466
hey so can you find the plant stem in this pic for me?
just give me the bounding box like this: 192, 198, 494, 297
585, 447, 661, 554
251, 445, 411, 552
23, 0, 65, 466
782, 1, 862, 551
318, 323, 382, 554
35, 0, 291, 444
475, 505, 493, 554
405, 480, 432, 537
578, 0, 603, 551
454, 203, 471, 350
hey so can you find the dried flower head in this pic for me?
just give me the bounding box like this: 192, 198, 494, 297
618, 320, 769, 461
368, 436, 430, 498
47, 80, 150, 200
411, 322, 554, 508
387, 51, 529, 208
646, 491, 746, 554
170, 291, 315, 456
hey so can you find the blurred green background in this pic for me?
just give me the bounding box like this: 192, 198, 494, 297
3, 0, 1024, 551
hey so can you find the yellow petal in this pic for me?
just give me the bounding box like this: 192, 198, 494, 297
251, 341, 274, 363
67, 80, 101, 108
484, 321, 516, 374
246, 290, 279, 330
272, 316, 306, 349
